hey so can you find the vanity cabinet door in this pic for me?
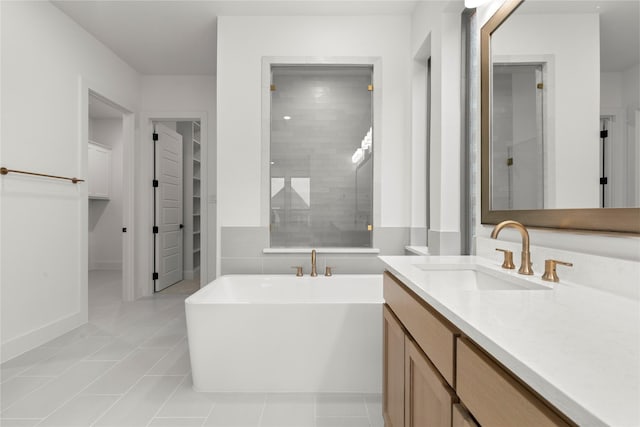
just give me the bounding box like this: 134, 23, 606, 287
405, 337, 457, 427
384, 272, 457, 387
452, 404, 478, 427
383, 305, 405, 427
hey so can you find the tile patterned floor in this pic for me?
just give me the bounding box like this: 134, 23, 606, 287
0, 270, 384, 427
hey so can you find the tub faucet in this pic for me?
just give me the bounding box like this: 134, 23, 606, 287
311, 249, 318, 277
490, 220, 533, 275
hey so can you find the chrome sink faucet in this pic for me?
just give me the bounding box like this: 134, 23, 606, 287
490, 220, 533, 275
311, 249, 318, 277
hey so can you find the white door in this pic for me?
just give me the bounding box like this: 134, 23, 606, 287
155, 124, 183, 291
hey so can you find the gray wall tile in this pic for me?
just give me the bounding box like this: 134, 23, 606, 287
220, 258, 263, 275
374, 227, 410, 255
220, 226, 407, 275
410, 227, 427, 246
221, 227, 269, 257
323, 256, 385, 274
262, 255, 311, 275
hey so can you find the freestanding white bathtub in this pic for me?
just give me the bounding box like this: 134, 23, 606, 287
185, 274, 383, 393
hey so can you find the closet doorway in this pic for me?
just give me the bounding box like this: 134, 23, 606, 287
152, 120, 202, 294
87, 92, 133, 304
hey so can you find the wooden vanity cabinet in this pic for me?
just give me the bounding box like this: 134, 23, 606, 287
383, 305, 406, 427
452, 404, 479, 427
457, 337, 571, 427
405, 337, 457, 426
383, 271, 574, 427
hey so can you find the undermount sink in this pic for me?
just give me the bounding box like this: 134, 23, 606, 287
415, 267, 552, 291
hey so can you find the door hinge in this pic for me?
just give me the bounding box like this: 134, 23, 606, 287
152, 179, 159, 188
152, 132, 158, 141
600, 130, 608, 138
600, 177, 608, 185
153, 226, 159, 234
152, 272, 159, 281
122, 227, 127, 233
367, 84, 373, 91
507, 157, 514, 166
270, 84, 276, 91
536, 83, 544, 89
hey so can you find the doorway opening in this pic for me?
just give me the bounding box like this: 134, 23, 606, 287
491, 62, 545, 210
87, 92, 133, 305
152, 120, 202, 294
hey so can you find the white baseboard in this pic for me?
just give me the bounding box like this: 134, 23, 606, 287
1, 311, 86, 363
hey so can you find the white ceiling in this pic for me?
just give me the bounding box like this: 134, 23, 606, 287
518, 0, 639, 72
51, 0, 639, 76
51, 0, 420, 75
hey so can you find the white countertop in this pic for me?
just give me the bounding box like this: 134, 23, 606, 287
379, 255, 640, 427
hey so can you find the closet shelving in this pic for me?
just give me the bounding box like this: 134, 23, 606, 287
177, 121, 201, 280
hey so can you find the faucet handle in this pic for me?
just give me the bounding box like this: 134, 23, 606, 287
542, 259, 573, 282
324, 266, 333, 277
495, 248, 515, 269
291, 266, 304, 277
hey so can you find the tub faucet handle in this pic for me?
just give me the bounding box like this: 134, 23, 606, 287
291, 266, 304, 277
325, 266, 333, 277
311, 249, 318, 277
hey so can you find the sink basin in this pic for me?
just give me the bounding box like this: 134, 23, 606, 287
415, 267, 552, 291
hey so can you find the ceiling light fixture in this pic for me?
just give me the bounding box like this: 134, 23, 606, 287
283, 116, 291, 120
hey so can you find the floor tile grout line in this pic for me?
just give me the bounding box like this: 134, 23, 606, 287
86, 336, 186, 426
200, 397, 218, 427
88, 360, 158, 427
0, 346, 66, 384
256, 393, 268, 427
29, 357, 127, 426
145, 374, 189, 427
362, 394, 373, 427
1, 356, 90, 415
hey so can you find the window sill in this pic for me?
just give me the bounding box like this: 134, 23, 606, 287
405, 246, 430, 256
263, 247, 380, 254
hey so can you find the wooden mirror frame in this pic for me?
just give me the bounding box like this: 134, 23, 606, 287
480, 0, 640, 234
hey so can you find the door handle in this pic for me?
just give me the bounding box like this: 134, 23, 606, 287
179, 224, 184, 229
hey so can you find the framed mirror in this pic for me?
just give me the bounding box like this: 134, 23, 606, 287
481, 0, 640, 233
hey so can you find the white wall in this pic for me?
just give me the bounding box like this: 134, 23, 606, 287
410, 2, 464, 254
0, 1, 139, 362
492, 13, 600, 209
89, 118, 123, 270
139, 75, 217, 285
217, 15, 411, 234
475, 0, 640, 262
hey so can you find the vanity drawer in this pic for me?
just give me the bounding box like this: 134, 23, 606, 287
383, 271, 457, 386
457, 337, 571, 427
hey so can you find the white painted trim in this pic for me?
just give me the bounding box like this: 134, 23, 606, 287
80, 77, 136, 303
140, 112, 209, 296
259, 56, 383, 245
263, 247, 380, 254
492, 54, 555, 208
1, 311, 84, 363
405, 246, 430, 255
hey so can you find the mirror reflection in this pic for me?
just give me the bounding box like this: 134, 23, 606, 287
490, 0, 639, 210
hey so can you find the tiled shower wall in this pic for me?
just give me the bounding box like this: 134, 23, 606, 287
221, 226, 410, 275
